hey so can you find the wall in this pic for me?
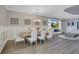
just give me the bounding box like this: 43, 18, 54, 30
0, 5, 8, 47
0, 5, 8, 26
0, 6, 49, 45
61, 19, 79, 34
7, 10, 48, 31
61, 20, 67, 33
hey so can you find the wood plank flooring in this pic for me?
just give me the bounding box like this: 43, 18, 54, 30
2, 36, 79, 54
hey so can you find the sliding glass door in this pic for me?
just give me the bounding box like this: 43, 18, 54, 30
48, 18, 61, 33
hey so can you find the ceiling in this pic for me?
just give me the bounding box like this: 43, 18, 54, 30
65, 5, 79, 15
5, 5, 79, 20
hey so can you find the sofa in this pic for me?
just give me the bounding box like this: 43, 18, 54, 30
58, 33, 79, 40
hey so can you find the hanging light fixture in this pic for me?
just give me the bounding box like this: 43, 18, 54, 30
36, 9, 39, 19
33, 8, 41, 22
33, 9, 41, 33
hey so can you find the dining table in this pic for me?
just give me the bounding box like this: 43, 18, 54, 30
20, 32, 31, 43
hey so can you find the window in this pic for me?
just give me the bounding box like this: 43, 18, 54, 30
50, 19, 59, 28
48, 18, 61, 32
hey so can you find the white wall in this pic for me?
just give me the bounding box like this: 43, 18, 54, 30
0, 6, 8, 26
7, 10, 48, 31
8, 10, 48, 25
61, 19, 79, 34
0, 6, 49, 50
61, 20, 67, 32
0, 7, 49, 41
0, 6, 48, 29
0, 6, 8, 47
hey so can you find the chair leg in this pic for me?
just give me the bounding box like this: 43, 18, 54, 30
15, 41, 16, 47
47, 38, 49, 42
24, 41, 25, 45
48, 38, 52, 42
30, 42, 32, 46
27, 41, 29, 46
44, 39, 45, 44
35, 41, 37, 46
40, 40, 41, 44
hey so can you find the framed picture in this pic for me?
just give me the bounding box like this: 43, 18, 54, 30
67, 22, 70, 26
25, 19, 30, 25
77, 21, 79, 29
34, 19, 41, 26
10, 18, 18, 24
35, 21, 40, 25
72, 22, 74, 26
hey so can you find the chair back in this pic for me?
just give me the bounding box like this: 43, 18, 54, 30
49, 30, 53, 37
31, 31, 37, 41
41, 31, 46, 39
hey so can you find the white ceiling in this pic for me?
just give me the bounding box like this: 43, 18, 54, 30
5, 5, 79, 19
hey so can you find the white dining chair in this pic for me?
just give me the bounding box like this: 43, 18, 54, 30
27, 31, 37, 46
46, 30, 53, 41
13, 32, 25, 46
38, 30, 46, 44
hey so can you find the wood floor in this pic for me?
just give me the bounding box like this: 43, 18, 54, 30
2, 36, 79, 54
